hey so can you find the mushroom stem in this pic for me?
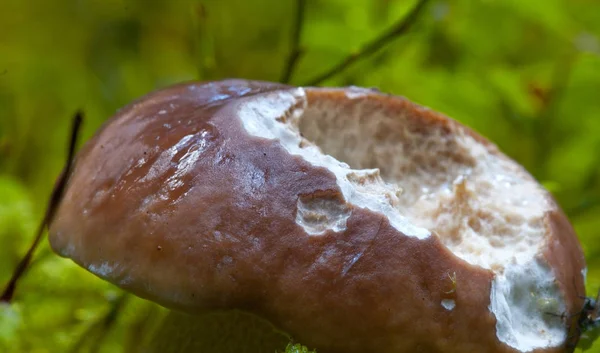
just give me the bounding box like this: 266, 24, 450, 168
145, 309, 292, 353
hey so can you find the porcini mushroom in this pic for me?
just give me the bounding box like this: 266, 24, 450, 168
49, 79, 587, 353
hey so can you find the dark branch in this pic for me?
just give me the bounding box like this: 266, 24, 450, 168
1, 111, 83, 302
567, 196, 600, 219
567, 143, 600, 219
68, 294, 128, 353
533, 54, 577, 177
303, 0, 430, 86
89, 294, 128, 353
280, 0, 307, 84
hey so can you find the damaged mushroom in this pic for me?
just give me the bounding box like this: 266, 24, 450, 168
49, 80, 587, 353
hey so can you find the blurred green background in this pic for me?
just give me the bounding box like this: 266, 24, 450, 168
1, 0, 599, 352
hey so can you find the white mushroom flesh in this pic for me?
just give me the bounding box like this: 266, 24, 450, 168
238, 87, 566, 352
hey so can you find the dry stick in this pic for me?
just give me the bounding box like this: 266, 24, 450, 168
68, 294, 129, 353
568, 194, 600, 219
303, 0, 430, 86
0, 111, 83, 303
89, 294, 128, 353
567, 151, 600, 218
280, 0, 307, 84
533, 53, 577, 177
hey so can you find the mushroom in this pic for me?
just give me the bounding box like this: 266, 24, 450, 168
48, 79, 587, 353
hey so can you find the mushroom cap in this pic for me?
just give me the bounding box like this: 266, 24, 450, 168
49, 80, 586, 353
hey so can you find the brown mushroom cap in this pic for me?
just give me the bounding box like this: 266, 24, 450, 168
49, 80, 586, 353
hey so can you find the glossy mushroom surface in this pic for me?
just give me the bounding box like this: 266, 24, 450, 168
49, 80, 586, 353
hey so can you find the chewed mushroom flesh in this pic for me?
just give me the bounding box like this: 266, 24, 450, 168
49, 80, 586, 353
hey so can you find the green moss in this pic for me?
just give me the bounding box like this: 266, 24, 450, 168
145, 309, 292, 353
284, 343, 316, 353
1, 0, 599, 351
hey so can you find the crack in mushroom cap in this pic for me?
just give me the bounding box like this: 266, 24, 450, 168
49, 80, 586, 353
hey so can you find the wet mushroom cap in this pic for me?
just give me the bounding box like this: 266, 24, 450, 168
49, 80, 586, 353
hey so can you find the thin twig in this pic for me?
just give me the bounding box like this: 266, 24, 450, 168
568, 196, 600, 219
89, 294, 128, 353
68, 294, 129, 353
124, 305, 164, 353
303, 0, 430, 86
1, 111, 83, 302
533, 54, 577, 177
281, 0, 307, 84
